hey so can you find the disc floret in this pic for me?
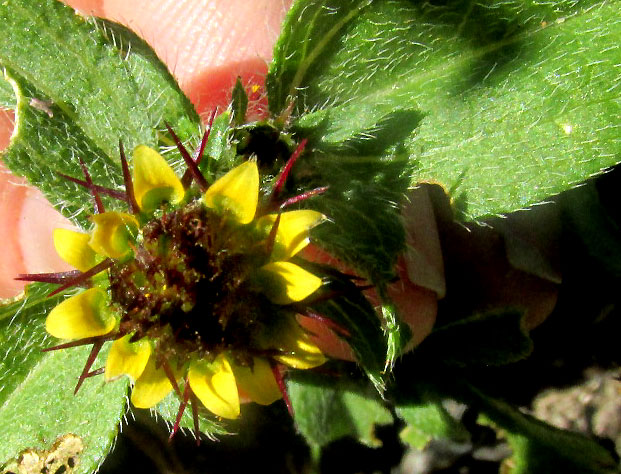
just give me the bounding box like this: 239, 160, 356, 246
24, 128, 330, 431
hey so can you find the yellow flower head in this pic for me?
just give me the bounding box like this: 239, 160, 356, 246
41, 134, 332, 430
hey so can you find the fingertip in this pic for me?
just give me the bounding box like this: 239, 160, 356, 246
62, 0, 105, 16
0, 109, 14, 150
62, 0, 291, 115
0, 165, 28, 299
0, 109, 73, 298
18, 187, 75, 275
185, 59, 269, 118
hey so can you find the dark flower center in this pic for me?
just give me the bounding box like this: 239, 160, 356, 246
109, 201, 275, 366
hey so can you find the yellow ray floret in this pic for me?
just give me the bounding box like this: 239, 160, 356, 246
189, 354, 240, 419
53, 228, 98, 272
271, 319, 327, 369
204, 161, 258, 224
46, 288, 115, 339
255, 261, 323, 305
131, 354, 176, 409
89, 211, 139, 260
133, 145, 185, 212
105, 334, 152, 382
232, 357, 282, 406
257, 210, 325, 261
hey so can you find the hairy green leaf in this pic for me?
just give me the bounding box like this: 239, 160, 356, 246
287, 370, 392, 447
396, 401, 469, 450
0, 284, 128, 474
270, 0, 621, 220
268, 0, 372, 116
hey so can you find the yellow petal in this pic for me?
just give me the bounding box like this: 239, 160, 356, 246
271, 320, 327, 369
46, 288, 115, 339
105, 334, 151, 382
203, 161, 258, 224
255, 261, 322, 304
130, 354, 174, 409
89, 211, 139, 260
232, 357, 281, 406
256, 210, 325, 261
132, 145, 185, 212
53, 228, 98, 272
188, 354, 240, 419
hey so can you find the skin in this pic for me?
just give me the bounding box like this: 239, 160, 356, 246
0, 0, 440, 356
